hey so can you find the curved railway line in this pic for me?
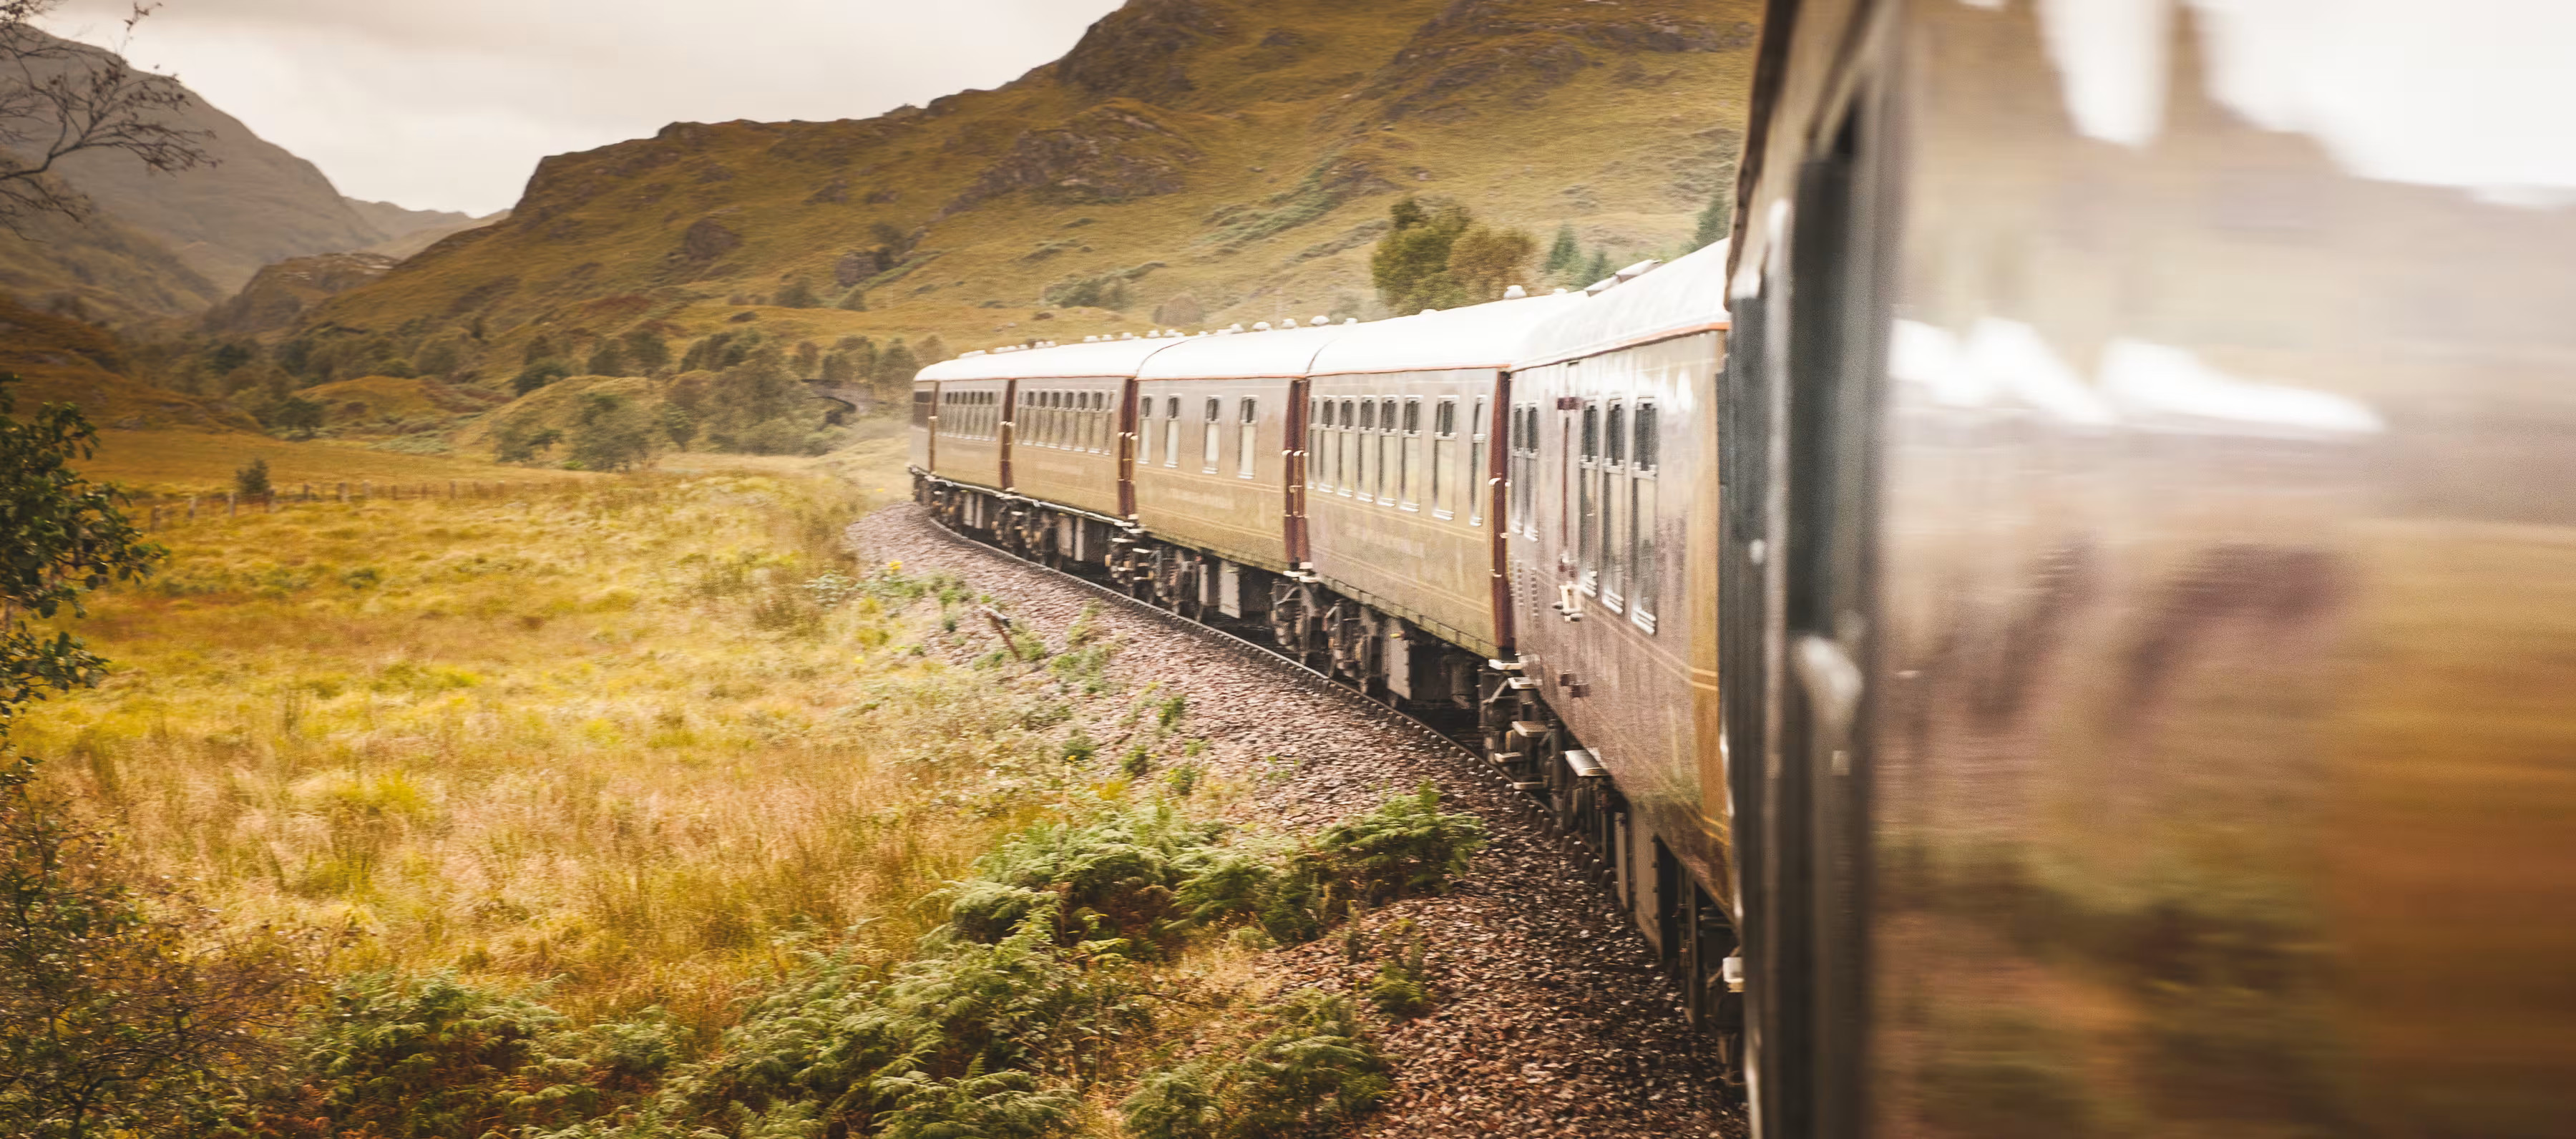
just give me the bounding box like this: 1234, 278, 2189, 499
854, 504, 1743, 1139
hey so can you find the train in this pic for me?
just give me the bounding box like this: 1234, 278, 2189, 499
917, 2, 2576, 1136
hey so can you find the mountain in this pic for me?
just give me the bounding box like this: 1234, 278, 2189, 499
360, 208, 509, 260
0, 30, 492, 322
291, 0, 1760, 386
0, 293, 257, 430
200, 251, 398, 336
0, 189, 226, 322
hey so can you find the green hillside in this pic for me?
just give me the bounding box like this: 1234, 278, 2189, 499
293, 0, 1760, 386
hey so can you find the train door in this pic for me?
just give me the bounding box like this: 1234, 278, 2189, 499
1743, 43, 1899, 1139
1286, 378, 1309, 564
1118, 379, 1138, 518
1000, 379, 1019, 490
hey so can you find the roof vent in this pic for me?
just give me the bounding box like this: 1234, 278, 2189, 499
1503, 285, 1528, 299
1418, 308, 1440, 316
1314, 315, 1330, 326
1254, 321, 1273, 331
1553, 287, 1569, 295
1343, 318, 1358, 325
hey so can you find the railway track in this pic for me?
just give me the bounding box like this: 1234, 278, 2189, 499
856, 504, 1743, 1139
914, 507, 1578, 831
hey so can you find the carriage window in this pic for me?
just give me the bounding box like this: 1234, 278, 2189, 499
1356, 399, 1375, 501
1430, 397, 1457, 519
1467, 396, 1487, 527
1602, 402, 1628, 609
1578, 401, 1600, 594
1631, 400, 1659, 631
1307, 398, 1324, 489
1399, 398, 1423, 509
1164, 396, 1182, 466
1508, 404, 1535, 534
1377, 398, 1398, 505
1202, 397, 1222, 471
1237, 398, 1259, 478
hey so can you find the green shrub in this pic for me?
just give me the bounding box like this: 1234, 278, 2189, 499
870, 1062, 1073, 1139
1155, 695, 1188, 728
1365, 922, 1435, 1019
1121, 989, 1387, 1139
1163, 763, 1199, 799
287, 971, 597, 1138
1120, 745, 1150, 778
1313, 782, 1484, 904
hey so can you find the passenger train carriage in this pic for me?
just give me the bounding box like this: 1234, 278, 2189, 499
914, 258, 1755, 1076
1724, 2, 2576, 1138
917, 1, 2576, 1133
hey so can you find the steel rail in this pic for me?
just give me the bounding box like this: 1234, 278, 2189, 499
913, 511, 1564, 813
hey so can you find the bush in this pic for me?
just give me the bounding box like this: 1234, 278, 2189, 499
235, 456, 271, 497
1120, 989, 1387, 1139
270, 394, 325, 439
280, 971, 597, 1138
774, 278, 821, 309
0, 769, 309, 1139
1365, 922, 1435, 1019
870, 1062, 1073, 1139
514, 359, 572, 395
571, 392, 655, 471
1312, 781, 1484, 904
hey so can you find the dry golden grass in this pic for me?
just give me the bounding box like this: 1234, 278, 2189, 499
81, 427, 595, 497
14, 439, 1093, 1031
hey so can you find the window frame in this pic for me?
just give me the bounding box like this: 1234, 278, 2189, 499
1467, 396, 1488, 528
1237, 397, 1259, 479
1201, 396, 1222, 473
1629, 399, 1659, 632
1430, 396, 1458, 519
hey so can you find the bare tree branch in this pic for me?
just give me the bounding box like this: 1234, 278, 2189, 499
0, 1, 213, 230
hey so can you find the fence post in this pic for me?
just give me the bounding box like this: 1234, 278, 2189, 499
338, 481, 347, 503
302, 483, 311, 502
362, 480, 372, 501
187, 496, 197, 522
150, 504, 160, 529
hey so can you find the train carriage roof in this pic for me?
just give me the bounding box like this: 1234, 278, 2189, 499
1134, 324, 1353, 381
1307, 291, 1589, 376
917, 338, 1180, 383
1514, 240, 1732, 370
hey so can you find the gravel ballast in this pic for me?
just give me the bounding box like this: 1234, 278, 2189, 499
851, 504, 1744, 1139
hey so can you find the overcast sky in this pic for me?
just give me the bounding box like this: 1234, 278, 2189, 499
39, 0, 1124, 215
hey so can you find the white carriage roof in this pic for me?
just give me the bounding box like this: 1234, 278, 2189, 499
917, 337, 1180, 383
1514, 240, 1732, 369
1307, 291, 1589, 376
1134, 324, 1352, 381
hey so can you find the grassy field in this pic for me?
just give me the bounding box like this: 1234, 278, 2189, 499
18, 436, 1035, 1030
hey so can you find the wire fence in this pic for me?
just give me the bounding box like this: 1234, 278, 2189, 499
135, 479, 582, 529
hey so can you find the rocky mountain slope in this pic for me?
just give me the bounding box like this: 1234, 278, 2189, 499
0, 31, 499, 318
294, 0, 1760, 383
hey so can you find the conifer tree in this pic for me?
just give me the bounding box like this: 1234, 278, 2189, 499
1543, 223, 1581, 283
1692, 189, 1733, 251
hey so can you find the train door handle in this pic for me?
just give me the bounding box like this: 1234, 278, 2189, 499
1792, 635, 1863, 775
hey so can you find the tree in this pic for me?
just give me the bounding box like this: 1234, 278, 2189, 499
621, 328, 670, 373
232, 457, 268, 498
512, 359, 570, 396
584, 338, 627, 377
570, 393, 653, 471
918, 334, 951, 368
659, 403, 696, 451
836, 287, 868, 311
269, 396, 323, 440
1543, 224, 1581, 284
874, 339, 920, 397
1582, 248, 1613, 287
1368, 197, 1471, 314
1692, 187, 1732, 251
1445, 225, 1536, 302
0, 380, 298, 1139
774, 278, 820, 309
0, 380, 157, 721
0, 2, 213, 227
1, 776, 311, 1139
